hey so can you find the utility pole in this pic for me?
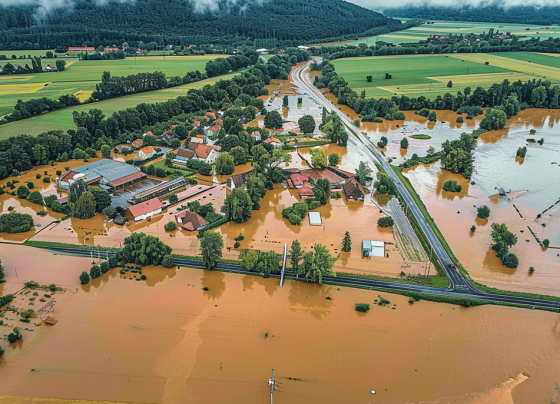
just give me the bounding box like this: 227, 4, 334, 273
552, 382, 559, 403
268, 369, 276, 404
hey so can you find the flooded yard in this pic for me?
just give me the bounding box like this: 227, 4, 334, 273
0, 245, 560, 404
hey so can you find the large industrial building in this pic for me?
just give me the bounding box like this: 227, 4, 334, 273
57, 159, 146, 191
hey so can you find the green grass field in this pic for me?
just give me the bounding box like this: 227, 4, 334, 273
337, 20, 560, 46
0, 73, 236, 140
0, 55, 220, 117
332, 52, 560, 98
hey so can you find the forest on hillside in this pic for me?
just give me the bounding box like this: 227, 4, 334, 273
385, 5, 560, 25
0, 0, 404, 50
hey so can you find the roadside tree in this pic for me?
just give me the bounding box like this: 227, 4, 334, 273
200, 230, 223, 270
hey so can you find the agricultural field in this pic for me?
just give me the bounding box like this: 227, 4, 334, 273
0, 73, 236, 140
343, 20, 560, 46
331, 52, 560, 98
0, 55, 220, 117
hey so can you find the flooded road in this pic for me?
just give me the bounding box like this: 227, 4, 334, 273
1, 245, 560, 404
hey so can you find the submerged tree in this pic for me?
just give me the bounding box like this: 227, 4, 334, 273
341, 231, 352, 252
200, 230, 223, 270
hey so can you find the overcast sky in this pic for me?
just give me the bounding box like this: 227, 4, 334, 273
347, 0, 560, 9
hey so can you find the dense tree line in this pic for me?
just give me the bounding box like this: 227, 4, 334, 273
0, 0, 403, 50
2, 94, 80, 124
384, 5, 560, 25
313, 31, 560, 59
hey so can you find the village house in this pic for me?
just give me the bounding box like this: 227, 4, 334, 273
143, 131, 154, 137
206, 125, 221, 138
131, 139, 144, 149
343, 177, 366, 201
298, 185, 315, 199
227, 169, 253, 190
125, 197, 164, 222
44, 64, 55, 71
206, 112, 216, 118
264, 136, 283, 148
174, 148, 195, 163
191, 143, 219, 164
300, 168, 345, 188
290, 173, 309, 189
175, 210, 209, 231
251, 131, 262, 142
138, 146, 156, 159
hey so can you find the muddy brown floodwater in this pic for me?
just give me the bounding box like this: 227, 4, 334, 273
388, 109, 560, 295
1, 245, 560, 404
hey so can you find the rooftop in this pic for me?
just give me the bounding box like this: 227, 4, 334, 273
64, 159, 142, 183
300, 168, 344, 184
126, 197, 164, 218
308, 211, 322, 226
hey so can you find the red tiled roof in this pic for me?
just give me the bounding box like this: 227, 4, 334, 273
194, 144, 214, 160
144, 131, 154, 136
343, 177, 365, 199
107, 171, 146, 187
126, 197, 164, 218
176, 210, 209, 231
332, 168, 355, 178
299, 185, 314, 197
193, 121, 200, 126
290, 173, 309, 187
140, 146, 154, 154
177, 149, 195, 159
300, 169, 344, 184
215, 119, 223, 124
163, 130, 173, 135
208, 125, 221, 134
264, 137, 281, 144
132, 139, 143, 148
206, 112, 216, 117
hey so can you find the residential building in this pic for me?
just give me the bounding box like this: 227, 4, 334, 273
227, 169, 253, 190
256, 48, 268, 55
138, 146, 156, 159
298, 185, 315, 199
57, 159, 146, 191
290, 173, 309, 188
362, 240, 385, 257
206, 125, 221, 138
175, 210, 209, 231
125, 197, 164, 222
174, 149, 195, 163
206, 112, 216, 118
343, 177, 366, 201
251, 131, 262, 142
143, 131, 154, 137
264, 137, 282, 148
192, 143, 219, 164
300, 169, 345, 187
131, 139, 144, 149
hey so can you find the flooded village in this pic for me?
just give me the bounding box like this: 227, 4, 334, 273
1, 49, 560, 404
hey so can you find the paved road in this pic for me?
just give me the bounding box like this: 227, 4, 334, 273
31, 243, 560, 310
290, 62, 560, 311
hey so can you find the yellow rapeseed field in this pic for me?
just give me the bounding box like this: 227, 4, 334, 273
448, 54, 560, 80
0, 82, 50, 95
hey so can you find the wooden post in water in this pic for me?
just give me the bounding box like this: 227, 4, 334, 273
280, 243, 287, 287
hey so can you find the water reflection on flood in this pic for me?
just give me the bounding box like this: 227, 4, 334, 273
1, 245, 560, 404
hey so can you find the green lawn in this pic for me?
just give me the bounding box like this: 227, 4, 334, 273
0, 55, 219, 118
332, 54, 513, 97
0, 73, 236, 139
489, 51, 560, 68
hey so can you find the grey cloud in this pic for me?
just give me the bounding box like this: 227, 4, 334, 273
0, 0, 135, 20
347, 0, 560, 9
186, 0, 267, 13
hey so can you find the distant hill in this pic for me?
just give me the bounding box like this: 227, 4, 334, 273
384, 5, 560, 26
0, 0, 404, 50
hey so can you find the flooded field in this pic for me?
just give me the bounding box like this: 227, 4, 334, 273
386, 109, 560, 295
1, 245, 560, 404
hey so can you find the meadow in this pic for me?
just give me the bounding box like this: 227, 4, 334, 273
343, 20, 560, 45
0, 72, 236, 140
331, 52, 560, 98
0, 55, 220, 117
